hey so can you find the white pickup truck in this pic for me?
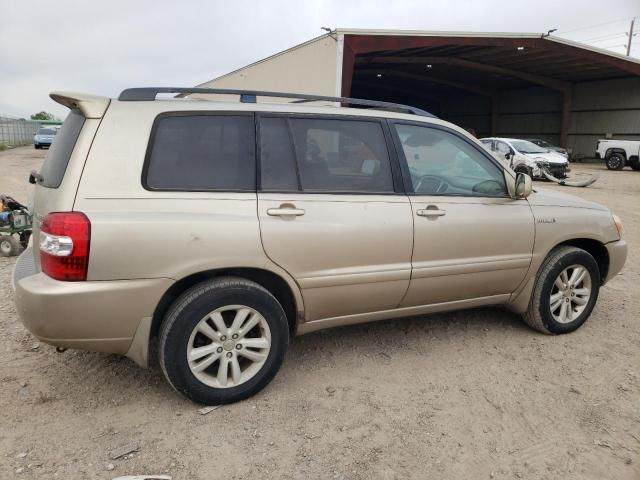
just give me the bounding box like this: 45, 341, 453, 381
596, 139, 640, 170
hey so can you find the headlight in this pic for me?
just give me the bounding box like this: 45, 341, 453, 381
535, 161, 548, 167
612, 214, 623, 238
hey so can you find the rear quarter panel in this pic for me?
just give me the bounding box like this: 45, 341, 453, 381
73, 102, 299, 296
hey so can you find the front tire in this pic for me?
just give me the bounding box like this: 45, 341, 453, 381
630, 157, 640, 171
523, 246, 600, 334
159, 277, 289, 404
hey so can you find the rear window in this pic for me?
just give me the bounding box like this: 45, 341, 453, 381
144, 114, 255, 191
37, 128, 57, 135
38, 110, 85, 188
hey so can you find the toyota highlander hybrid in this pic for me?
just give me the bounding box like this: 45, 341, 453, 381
12, 88, 627, 404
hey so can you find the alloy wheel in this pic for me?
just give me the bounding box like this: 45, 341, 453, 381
549, 264, 592, 324
186, 305, 271, 388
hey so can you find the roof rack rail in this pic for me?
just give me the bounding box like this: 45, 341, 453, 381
117, 87, 436, 118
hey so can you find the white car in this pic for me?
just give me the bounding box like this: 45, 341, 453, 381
481, 137, 570, 180
33, 126, 58, 149
595, 139, 640, 171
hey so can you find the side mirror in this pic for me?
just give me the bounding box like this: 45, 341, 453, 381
29, 170, 43, 185
515, 172, 532, 199
504, 152, 512, 160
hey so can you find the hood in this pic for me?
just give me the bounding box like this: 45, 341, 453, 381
549, 146, 567, 154
523, 151, 567, 164
528, 187, 608, 211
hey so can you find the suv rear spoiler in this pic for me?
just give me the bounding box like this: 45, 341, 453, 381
50, 92, 110, 119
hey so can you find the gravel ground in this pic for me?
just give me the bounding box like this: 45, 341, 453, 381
0, 146, 638, 479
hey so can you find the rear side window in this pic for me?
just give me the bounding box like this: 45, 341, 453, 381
145, 114, 255, 191
38, 110, 85, 188
260, 116, 394, 193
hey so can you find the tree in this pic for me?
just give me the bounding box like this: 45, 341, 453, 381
30, 111, 57, 121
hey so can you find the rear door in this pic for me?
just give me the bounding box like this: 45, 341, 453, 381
390, 122, 535, 307
256, 114, 413, 322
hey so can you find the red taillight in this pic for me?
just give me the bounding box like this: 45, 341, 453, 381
40, 212, 91, 281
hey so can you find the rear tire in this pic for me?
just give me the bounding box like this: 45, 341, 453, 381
159, 277, 289, 404
523, 246, 600, 335
630, 157, 640, 171
0, 235, 20, 257
605, 152, 625, 170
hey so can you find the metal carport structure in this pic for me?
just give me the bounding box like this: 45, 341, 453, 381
195, 29, 640, 157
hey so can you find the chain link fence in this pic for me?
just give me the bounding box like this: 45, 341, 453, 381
0, 116, 42, 147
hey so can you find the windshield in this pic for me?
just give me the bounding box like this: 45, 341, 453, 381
37, 128, 57, 135
511, 139, 548, 154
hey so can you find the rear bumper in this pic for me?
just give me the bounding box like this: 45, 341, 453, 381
604, 239, 627, 283
13, 249, 172, 356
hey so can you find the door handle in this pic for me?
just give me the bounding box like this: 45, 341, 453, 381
267, 206, 305, 217
416, 207, 446, 217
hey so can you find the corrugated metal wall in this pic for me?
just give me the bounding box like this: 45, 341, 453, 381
569, 77, 640, 157
441, 93, 491, 137
497, 88, 562, 145
444, 87, 563, 144
0, 116, 41, 146
443, 78, 640, 157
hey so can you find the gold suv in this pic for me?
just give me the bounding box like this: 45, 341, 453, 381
12, 88, 627, 404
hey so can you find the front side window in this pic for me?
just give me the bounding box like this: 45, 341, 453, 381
260, 117, 394, 193
394, 124, 506, 196
145, 114, 255, 191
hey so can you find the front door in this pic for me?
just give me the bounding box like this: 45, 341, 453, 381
257, 115, 413, 322
391, 122, 535, 307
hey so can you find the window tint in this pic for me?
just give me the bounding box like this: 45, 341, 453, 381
259, 117, 298, 191
289, 118, 393, 193
145, 115, 255, 191
38, 110, 85, 188
394, 124, 506, 196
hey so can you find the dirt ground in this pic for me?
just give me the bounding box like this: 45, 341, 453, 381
0, 146, 638, 480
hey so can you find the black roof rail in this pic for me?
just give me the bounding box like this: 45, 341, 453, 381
117, 87, 436, 118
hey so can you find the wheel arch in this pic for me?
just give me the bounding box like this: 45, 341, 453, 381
554, 238, 609, 284
508, 237, 609, 315
605, 148, 627, 159
148, 267, 303, 364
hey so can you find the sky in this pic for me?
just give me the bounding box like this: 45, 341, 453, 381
0, 0, 639, 119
